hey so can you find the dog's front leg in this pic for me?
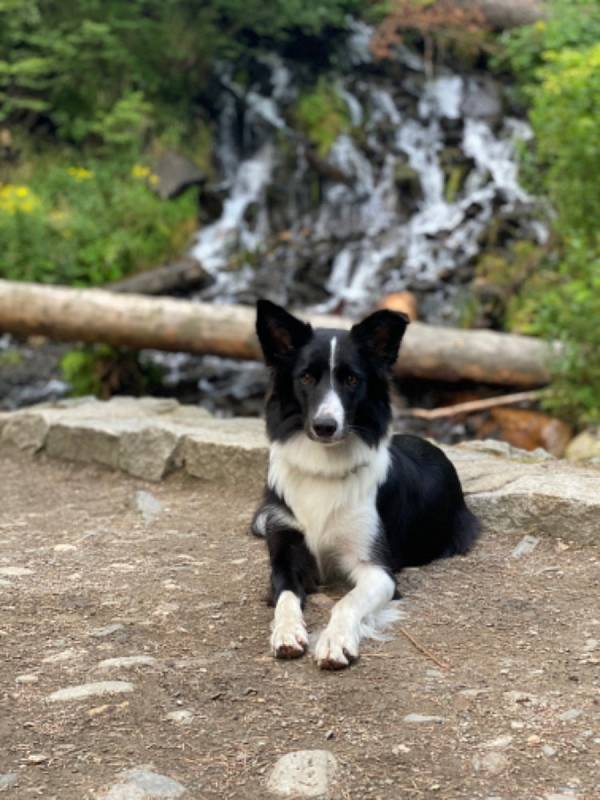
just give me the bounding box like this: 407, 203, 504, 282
315, 563, 395, 670
267, 528, 317, 659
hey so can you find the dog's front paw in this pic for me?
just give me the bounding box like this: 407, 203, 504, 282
315, 624, 359, 670
271, 620, 308, 659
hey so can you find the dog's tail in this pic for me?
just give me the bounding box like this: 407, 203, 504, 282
443, 503, 481, 558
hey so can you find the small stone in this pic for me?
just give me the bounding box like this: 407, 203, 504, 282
136, 490, 163, 524
16, 673, 38, 685
47, 681, 134, 703
0, 579, 14, 588
90, 623, 125, 638
267, 750, 337, 798
583, 638, 598, 652
542, 745, 557, 757
97, 656, 157, 671
403, 713, 445, 724
26, 754, 48, 764
0, 566, 33, 577
544, 794, 578, 800
54, 543, 77, 552
103, 767, 187, 799
510, 721, 525, 730
527, 734, 541, 745
459, 688, 487, 698
166, 709, 193, 725
42, 647, 86, 664
559, 708, 582, 722
392, 744, 411, 755
483, 735, 513, 750
473, 751, 510, 776
0, 773, 17, 790
511, 535, 540, 558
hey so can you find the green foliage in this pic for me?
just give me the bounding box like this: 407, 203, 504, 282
0, 158, 197, 286
493, 1, 600, 425
61, 344, 163, 398
294, 79, 350, 156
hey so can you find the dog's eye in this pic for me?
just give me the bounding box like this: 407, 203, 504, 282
300, 372, 315, 385
345, 373, 359, 387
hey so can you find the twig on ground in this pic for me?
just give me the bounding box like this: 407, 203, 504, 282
397, 389, 545, 421
399, 627, 451, 670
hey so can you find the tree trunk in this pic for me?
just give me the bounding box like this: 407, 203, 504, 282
0, 280, 558, 387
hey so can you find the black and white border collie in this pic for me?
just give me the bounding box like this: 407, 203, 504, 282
251, 300, 480, 669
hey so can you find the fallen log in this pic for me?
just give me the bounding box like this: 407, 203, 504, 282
109, 257, 211, 296
0, 280, 559, 387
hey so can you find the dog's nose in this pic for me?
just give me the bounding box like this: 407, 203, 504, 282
312, 417, 338, 439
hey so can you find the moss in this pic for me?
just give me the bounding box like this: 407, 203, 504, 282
293, 79, 350, 158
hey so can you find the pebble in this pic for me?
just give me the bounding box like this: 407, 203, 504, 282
47, 681, 134, 703
511, 535, 540, 558
166, 709, 193, 725
459, 688, 487, 698
54, 543, 77, 552
544, 794, 578, 800
543, 745, 557, 757
103, 767, 186, 799
403, 713, 445, 724
136, 490, 163, 525
97, 656, 157, 671
559, 708, 582, 722
90, 623, 125, 638
26, 753, 48, 764
267, 750, 338, 798
0, 579, 13, 588
0, 774, 17, 790
16, 673, 39, 685
0, 566, 33, 577
42, 647, 87, 664
472, 751, 510, 776
483, 735, 513, 750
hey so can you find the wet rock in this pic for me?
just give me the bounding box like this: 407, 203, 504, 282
394, 160, 423, 202
376, 292, 418, 321
565, 428, 600, 465
103, 767, 186, 799
151, 150, 205, 200
47, 681, 134, 703
267, 750, 337, 798
462, 77, 503, 123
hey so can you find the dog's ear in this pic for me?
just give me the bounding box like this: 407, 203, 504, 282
350, 309, 409, 370
256, 300, 313, 365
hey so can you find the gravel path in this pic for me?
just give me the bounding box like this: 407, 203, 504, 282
0, 450, 598, 799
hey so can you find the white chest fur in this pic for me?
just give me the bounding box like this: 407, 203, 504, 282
268, 434, 391, 574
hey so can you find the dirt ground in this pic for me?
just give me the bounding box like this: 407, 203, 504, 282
0, 449, 598, 800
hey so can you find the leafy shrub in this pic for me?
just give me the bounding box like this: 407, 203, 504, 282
61, 344, 163, 398
0, 158, 197, 285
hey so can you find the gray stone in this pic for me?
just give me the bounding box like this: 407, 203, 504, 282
136, 491, 163, 524
473, 751, 510, 776
120, 428, 178, 481
104, 768, 186, 799
47, 680, 134, 703
559, 708, 582, 722
267, 750, 337, 798
151, 150, 205, 200
0, 773, 17, 790
97, 656, 157, 671
0, 566, 33, 577
403, 713, 445, 724
90, 623, 125, 638
566, 428, 600, 464
15, 673, 38, 684
166, 709, 193, 725
511, 535, 540, 559
42, 647, 87, 664
482, 735, 513, 750
0, 413, 48, 451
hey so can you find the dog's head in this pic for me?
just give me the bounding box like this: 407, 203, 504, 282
255, 299, 409, 447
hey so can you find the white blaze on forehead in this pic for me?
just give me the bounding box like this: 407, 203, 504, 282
329, 336, 337, 386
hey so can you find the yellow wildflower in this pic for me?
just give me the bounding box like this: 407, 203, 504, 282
131, 164, 151, 179
0, 184, 41, 214
67, 166, 94, 181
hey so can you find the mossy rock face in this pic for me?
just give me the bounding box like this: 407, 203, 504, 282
394, 161, 422, 202
293, 78, 350, 157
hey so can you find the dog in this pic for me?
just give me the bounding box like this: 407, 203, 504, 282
251, 299, 480, 669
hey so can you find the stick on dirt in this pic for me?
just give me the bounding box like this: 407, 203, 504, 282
399, 627, 451, 671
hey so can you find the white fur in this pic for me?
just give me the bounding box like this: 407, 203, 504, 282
315, 389, 345, 431
268, 433, 398, 666
271, 590, 308, 657
253, 504, 301, 537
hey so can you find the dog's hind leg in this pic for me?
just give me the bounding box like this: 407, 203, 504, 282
267, 527, 318, 659
315, 563, 396, 670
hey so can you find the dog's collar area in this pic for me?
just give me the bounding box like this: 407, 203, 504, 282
292, 460, 371, 481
